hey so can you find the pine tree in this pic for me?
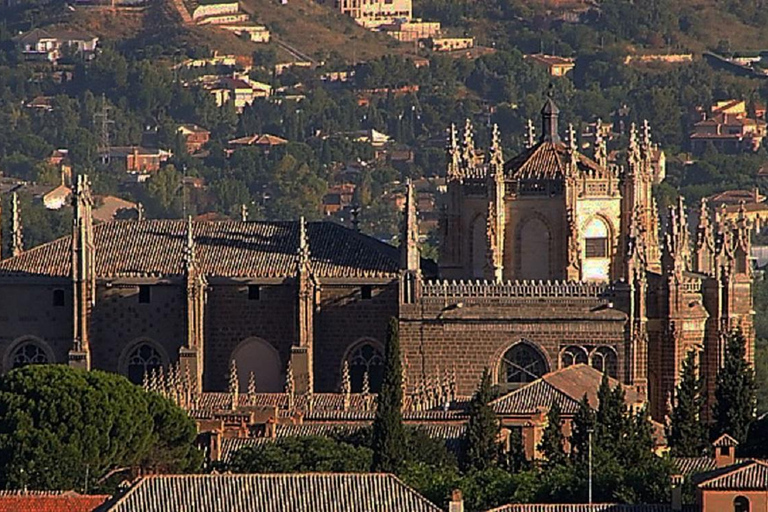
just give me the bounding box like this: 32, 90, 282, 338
569, 393, 595, 464
713, 329, 757, 444
462, 368, 500, 471
539, 401, 566, 465
371, 317, 407, 472
668, 350, 708, 456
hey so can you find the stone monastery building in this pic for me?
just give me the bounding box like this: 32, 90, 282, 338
0, 100, 754, 420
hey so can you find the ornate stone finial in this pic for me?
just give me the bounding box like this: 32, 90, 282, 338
525, 119, 536, 149
663, 196, 690, 276
285, 360, 295, 410
449, 366, 457, 402
11, 192, 22, 257
184, 216, 196, 271
142, 368, 151, 391
297, 216, 311, 270
447, 123, 462, 181
247, 371, 256, 400
594, 119, 608, 168
136, 202, 145, 221
567, 123, 576, 152
149, 367, 158, 394
156, 365, 167, 398
341, 360, 351, 411
240, 203, 248, 223
401, 179, 420, 272
362, 370, 370, 397
488, 123, 504, 171
182, 363, 193, 409
641, 119, 652, 151
628, 122, 641, 172
228, 359, 239, 411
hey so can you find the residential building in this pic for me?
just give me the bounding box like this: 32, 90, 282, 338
690, 100, 767, 154
199, 76, 271, 111
177, 124, 211, 154
93, 196, 139, 223
381, 19, 441, 42
108, 146, 172, 173
14, 28, 98, 63
525, 54, 576, 76
323, 183, 356, 215
336, 0, 412, 28
430, 37, 474, 52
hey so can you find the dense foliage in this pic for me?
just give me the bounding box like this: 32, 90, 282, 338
0, 365, 201, 492
667, 351, 709, 457
713, 329, 757, 444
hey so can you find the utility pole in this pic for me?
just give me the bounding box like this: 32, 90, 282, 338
93, 94, 114, 165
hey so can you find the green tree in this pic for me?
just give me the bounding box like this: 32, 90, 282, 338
539, 401, 566, 465
462, 368, 500, 472
713, 329, 757, 444
569, 394, 594, 464
227, 436, 372, 473
371, 317, 407, 472
0, 365, 201, 491
668, 350, 708, 456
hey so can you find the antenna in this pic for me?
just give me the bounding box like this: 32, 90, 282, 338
93, 94, 114, 165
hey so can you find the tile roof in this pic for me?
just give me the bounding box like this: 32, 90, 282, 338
104, 474, 443, 512
672, 457, 717, 476
0, 490, 109, 512
491, 365, 645, 416
504, 141, 607, 181
713, 433, 740, 447
0, 220, 402, 279
695, 460, 768, 490
487, 505, 682, 512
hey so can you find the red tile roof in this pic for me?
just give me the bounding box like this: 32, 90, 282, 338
0, 491, 109, 512
504, 141, 608, 181
695, 460, 768, 490
487, 505, 682, 512
0, 220, 400, 279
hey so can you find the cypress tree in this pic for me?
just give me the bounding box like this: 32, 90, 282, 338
539, 401, 566, 465
569, 393, 595, 464
371, 317, 407, 472
596, 372, 627, 450
462, 368, 500, 471
668, 350, 708, 456
713, 329, 757, 444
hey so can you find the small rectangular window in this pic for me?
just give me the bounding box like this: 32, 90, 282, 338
248, 285, 261, 301
138, 285, 151, 304
720, 446, 730, 456
52, 289, 65, 307
361, 285, 372, 300
585, 237, 608, 259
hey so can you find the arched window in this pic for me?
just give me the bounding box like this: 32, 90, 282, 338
591, 346, 618, 379
561, 346, 588, 368
347, 342, 384, 393
584, 218, 609, 259
126, 343, 163, 385
10, 342, 49, 369
499, 342, 548, 389
734, 496, 750, 512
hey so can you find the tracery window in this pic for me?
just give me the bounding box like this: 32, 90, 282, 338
591, 346, 618, 379
126, 343, 163, 385
347, 342, 384, 393
561, 346, 588, 368
10, 342, 49, 369
499, 342, 548, 389
584, 218, 609, 259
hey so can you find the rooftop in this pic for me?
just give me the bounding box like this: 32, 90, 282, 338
0, 220, 408, 280
103, 474, 443, 512
0, 490, 109, 512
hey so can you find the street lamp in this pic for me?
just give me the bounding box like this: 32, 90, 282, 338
587, 426, 594, 504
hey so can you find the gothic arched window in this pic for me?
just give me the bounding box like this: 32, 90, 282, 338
499, 342, 548, 389
591, 346, 618, 379
126, 343, 163, 385
584, 218, 609, 259
346, 342, 384, 393
10, 342, 49, 369
561, 346, 588, 368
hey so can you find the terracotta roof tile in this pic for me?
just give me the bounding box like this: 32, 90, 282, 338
0, 220, 400, 279
672, 457, 717, 476
104, 474, 442, 512
487, 505, 683, 512
504, 142, 607, 181
0, 491, 109, 512
695, 460, 768, 490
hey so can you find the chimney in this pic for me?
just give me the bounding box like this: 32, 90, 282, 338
448, 490, 464, 512
713, 434, 738, 468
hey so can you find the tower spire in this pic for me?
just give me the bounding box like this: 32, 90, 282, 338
401, 179, 420, 272
525, 119, 536, 149
11, 192, 22, 257
70, 174, 95, 370
540, 96, 560, 144
594, 119, 607, 168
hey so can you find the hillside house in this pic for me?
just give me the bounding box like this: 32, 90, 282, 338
108, 146, 172, 173
177, 124, 211, 154
690, 100, 767, 154
524, 54, 575, 76
15, 28, 98, 63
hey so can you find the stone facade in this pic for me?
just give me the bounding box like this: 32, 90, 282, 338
0, 100, 755, 423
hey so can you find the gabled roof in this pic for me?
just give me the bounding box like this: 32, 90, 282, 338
0, 490, 109, 512
103, 474, 443, 512
695, 460, 768, 490
487, 505, 683, 512
713, 433, 739, 447
503, 141, 608, 181
0, 220, 403, 280
491, 365, 645, 416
